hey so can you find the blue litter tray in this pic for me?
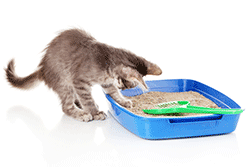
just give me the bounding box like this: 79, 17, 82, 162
104, 79, 242, 140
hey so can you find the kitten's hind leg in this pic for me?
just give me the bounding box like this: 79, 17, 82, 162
74, 80, 107, 120
59, 85, 93, 122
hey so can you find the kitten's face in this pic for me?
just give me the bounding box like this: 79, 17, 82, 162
117, 77, 138, 90
115, 62, 162, 91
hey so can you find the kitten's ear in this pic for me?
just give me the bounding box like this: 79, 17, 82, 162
146, 62, 162, 76
120, 67, 148, 90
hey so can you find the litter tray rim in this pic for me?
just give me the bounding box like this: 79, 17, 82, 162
105, 93, 223, 121
104, 79, 241, 120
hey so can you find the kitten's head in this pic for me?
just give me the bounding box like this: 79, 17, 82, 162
117, 77, 138, 90
115, 61, 162, 91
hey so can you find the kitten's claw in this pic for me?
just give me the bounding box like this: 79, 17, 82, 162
93, 111, 107, 120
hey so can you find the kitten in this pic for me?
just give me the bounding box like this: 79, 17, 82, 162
5, 28, 162, 122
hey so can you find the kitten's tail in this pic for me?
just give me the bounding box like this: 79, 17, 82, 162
5, 59, 41, 90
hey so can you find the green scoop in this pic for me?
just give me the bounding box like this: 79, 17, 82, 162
142, 101, 244, 115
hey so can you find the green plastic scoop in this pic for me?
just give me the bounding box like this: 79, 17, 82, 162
142, 101, 244, 115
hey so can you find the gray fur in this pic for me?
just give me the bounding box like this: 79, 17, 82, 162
5, 28, 162, 122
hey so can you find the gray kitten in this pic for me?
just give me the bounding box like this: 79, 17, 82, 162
5, 28, 162, 122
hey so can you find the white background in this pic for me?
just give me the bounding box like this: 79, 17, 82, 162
0, 0, 249, 167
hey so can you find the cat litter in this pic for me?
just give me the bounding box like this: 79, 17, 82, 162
125, 91, 220, 117
104, 79, 243, 139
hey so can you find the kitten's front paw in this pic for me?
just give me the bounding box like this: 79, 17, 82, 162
120, 99, 133, 108
79, 113, 93, 122
93, 111, 107, 120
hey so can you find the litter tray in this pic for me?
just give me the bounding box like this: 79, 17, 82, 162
104, 79, 242, 139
